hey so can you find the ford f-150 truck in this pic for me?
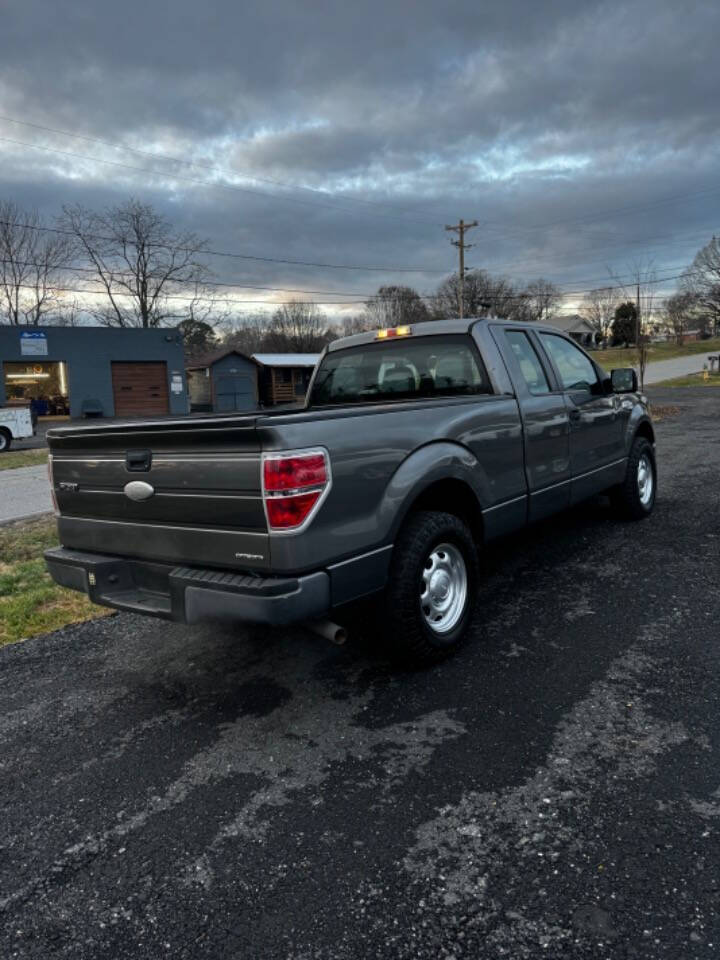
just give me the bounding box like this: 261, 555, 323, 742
45, 318, 656, 664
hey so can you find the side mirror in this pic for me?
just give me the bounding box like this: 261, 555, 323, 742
611, 368, 638, 393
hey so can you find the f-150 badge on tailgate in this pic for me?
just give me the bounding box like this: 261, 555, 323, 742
124, 480, 155, 501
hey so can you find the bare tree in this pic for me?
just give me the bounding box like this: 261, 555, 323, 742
663, 291, 698, 345
0, 201, 72, 325
521, 278, 562, 323
59, 198, 211, 328
265, 300, 328, 351
223, 312, 269, 355
580, 287, 616, 344
362, 285, 429, 328
340, 313, 375, 336
433, 269, 520, 320
681, 236, 720, 336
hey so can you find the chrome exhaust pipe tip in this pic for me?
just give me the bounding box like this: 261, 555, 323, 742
305, 618, 347, 645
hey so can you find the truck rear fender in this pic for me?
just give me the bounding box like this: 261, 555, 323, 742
378, 441, 488, 546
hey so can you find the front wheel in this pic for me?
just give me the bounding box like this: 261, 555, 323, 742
382, 510, 479, 666
0, 429, 11, 453
609, 436, 656, 520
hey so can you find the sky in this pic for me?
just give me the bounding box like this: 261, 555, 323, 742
0, 0, 718, 320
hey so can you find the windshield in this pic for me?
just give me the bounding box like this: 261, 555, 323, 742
310, 335, 490, 406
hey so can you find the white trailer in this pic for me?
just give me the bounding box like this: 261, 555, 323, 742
0, 407, 34, 451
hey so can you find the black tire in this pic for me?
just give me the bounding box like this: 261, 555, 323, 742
382, 510, 479, 666
0, 429, 11, 453
609, 436, 656, 520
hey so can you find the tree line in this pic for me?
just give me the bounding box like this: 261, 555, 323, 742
1, 196, 719, 355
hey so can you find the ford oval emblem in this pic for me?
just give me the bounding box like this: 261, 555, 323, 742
124, 480, 155, 502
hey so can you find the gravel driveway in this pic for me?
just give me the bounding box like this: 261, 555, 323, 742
1, 392, 719, 959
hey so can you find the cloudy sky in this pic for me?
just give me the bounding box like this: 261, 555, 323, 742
1, 0, 718, 318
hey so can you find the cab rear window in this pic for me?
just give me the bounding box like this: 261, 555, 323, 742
310, 335, 490, 406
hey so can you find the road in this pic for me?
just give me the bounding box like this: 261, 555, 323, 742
0, 464, 53, 524
642, 352, 714, 384
1, 393, 719, 959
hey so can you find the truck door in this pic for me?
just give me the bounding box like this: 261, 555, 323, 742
535, 332, 625, 503
495, 327, 571, 521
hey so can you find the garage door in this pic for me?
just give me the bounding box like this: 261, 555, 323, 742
111, 362, 169, 417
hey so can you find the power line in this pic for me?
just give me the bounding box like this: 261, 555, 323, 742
0, 258, 389, 299
0, 216, 447, 274
0, 270, 695, 309
1, 255, 691, 303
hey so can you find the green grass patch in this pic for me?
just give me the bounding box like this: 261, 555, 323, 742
593, 337, 720, 370
0, 516, 108, 646
651, 373, 720, 388
0, 448, 49, 471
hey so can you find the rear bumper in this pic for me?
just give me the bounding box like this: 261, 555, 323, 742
44, 547, 330, 626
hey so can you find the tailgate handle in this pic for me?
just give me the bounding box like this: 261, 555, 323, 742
125, 448, 152, 472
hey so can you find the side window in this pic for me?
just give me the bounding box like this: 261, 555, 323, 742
505, 330, 551, 396
539, 334, 598, 391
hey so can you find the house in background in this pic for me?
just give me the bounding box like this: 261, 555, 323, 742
252, 354, 320, 406
186, 349, 320, 412
542, 314, 596, 347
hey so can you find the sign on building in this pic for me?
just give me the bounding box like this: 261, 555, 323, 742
20, 331, 48, 356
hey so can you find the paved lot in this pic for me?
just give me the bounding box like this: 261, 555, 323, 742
0, 464, 53, 524
1, 393, 719, 959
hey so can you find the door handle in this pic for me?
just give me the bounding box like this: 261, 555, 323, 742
568, 408, 582, 422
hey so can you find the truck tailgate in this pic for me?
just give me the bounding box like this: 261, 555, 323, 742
47, 415, 272, 571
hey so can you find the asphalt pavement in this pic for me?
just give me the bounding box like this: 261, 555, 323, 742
641, 352, 714, 384
1, 393, 719, 959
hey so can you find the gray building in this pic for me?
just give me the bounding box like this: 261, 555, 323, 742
0, 326, 188, 419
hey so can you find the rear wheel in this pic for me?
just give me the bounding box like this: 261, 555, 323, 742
0, 429, 11, 452
382, 510, 479, 666
609, 436, 656, 520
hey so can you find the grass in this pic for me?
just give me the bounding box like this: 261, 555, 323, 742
0, 448, 49, 471
651, 372, 720, 388
0, 516, 108, 646
593, 337, 720, 369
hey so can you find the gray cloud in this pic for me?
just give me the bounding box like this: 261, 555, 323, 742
0, 0, 718, 316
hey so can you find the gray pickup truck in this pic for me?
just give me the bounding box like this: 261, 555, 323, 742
45, 318, 656, 664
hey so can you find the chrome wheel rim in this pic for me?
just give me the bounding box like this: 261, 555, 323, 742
637, 454, 654, 506
420, 542, 467, 635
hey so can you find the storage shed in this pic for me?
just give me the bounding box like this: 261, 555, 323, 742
185, 350, 260, 412
252, 353, 320, 406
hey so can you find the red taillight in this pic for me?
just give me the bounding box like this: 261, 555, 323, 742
266, 491, 321, 529
262, 449, 330, 531
263, 453, 326, 492
47, 454, 59, 516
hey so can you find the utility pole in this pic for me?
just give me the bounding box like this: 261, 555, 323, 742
445, 219, 478, 319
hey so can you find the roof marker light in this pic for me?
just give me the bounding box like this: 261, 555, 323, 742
376, 325, 412, 340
